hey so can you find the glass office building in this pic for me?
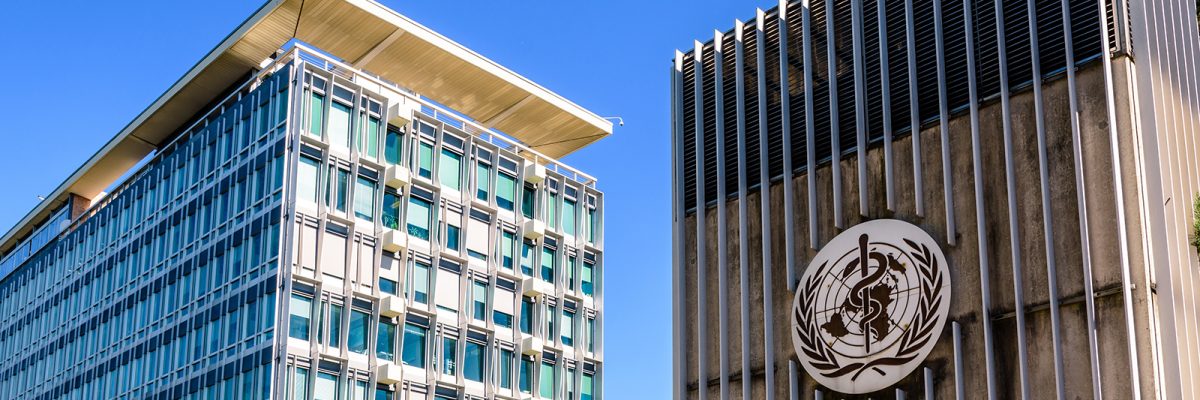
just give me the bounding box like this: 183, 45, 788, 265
0, 1, 610, 400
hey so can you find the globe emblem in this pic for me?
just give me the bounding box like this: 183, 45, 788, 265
792, 219, 951, 394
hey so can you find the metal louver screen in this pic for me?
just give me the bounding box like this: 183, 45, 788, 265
677, 0, 1120, 215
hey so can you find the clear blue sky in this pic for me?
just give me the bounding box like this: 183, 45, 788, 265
0, 1, 767, 398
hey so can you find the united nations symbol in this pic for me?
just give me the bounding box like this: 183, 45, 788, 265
791, 219, 951, 394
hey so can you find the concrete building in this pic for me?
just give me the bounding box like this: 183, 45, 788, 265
671, 0, 1200, 398
0, 1, 608, 399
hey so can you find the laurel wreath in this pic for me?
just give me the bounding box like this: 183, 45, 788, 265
793, 239, 944, 380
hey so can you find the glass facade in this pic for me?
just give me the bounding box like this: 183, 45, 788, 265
0, 44, 603, 400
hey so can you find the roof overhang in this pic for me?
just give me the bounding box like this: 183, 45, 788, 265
0, 0, 610, 256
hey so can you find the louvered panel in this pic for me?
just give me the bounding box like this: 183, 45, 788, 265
812, 0, 834, 162
702, 44, 719, 203
765, 14, 787, 180
723, 33, 740, 194
682, 59, 697, 213
915, 0, 940, 123
943, 0, 970, 113
834, 0, 857, 153
744, 22, 763, 188
974, 0, 1002, 102
1005, 0, 1035, 89
886, 0, 912, 135
786, 3, 809, 171
864, 0, 885, 142
1037, 0, 1068, 75
1070, 0, 1104, 61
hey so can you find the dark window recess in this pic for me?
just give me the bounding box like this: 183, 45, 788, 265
722, 32, 739, 194
1071, 0, 1105, 61
1037, 0, 1068, 76
681, 60, 697, 210
811, 0, 833, 162
886, 0, 912, 135
943, 0, 970, 114
914, 0, 940, 123
973, 0, 1001, 103
786, 4, 809, 172
834, 0, 856, 153
764, 14, 786, 181
701, 44, 719, 203
742, 21, 762, 189
864, 0, 885, 143
1004, 0, 1035, 89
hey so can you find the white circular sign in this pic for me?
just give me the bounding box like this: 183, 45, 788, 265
791, 219, 951, 394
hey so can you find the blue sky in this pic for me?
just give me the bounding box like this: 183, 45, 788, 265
0, 1, 768, 397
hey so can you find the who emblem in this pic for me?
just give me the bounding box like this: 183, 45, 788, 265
791, 219, 951, 394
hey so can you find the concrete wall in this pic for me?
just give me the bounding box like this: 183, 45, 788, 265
681, 57, 1164, 399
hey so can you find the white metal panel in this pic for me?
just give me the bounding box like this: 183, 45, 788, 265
436, 267, 461, 311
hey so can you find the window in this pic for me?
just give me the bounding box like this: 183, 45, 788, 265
539, 362, 555, 399
298, 157, 321, 203
384, 129, 403, 165
520, 297, 534, 334
363, 116, 381, 159
546, 304, 556, 341
562, 309, 575, 346
520, 241, 535, 276
587, 317, 596, 352
521, 184, 536, 218
567, 255, 577, 291
464, 341, 484, 383
309, 92, 325, 137
494, 309, 513, 329
378, 320, 396, 361
476, 162, 491, 201
410, 261, 431, 304
349, 309, 369, 354
446, 223, 460, 251
379, 278, 398, 296
330, 168, 349, 212
563, 198, 577, 236
587, 207, 597, 242
329, 101, 352, 148
567, 367, 576, 400
407, 196, 433, 240
582, 374, 594, 400
443, 337, 457, 376
499, 349, 514, 390
375, 388, 394, 400
354, 176, 376, 221
582, 261, 594, 297
519, 357, 534, 394
439, 149, 462, 191
315, 371, 339, 400
383, 192, 401, 230
501, 231, 516, 270
497, 173, 517, 211
540, 246, 555, 283
292, 367, 309, 400
417, 141, 434, 179
472, 281, 488, 322
289, 294, 312, 340
547, 190, 558, 228
402, 323, 427, 368
353, 380, 370, 400
328, 303, 343, 347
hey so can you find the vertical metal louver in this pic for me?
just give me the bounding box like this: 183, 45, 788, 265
702, 44, 719, 203
834, 0, 857, 153
864, 0, 886, 142
675, 0, 1118, 216
886, 0, 912, 135
723, 33, 739, 196
811, 0, 835, 162
765, 13, 786, 180
787, 4, 809, 170
682, 59, 697, 211
743, 22, 763, 189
